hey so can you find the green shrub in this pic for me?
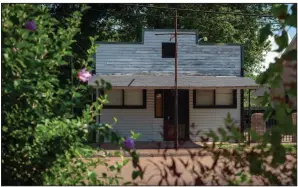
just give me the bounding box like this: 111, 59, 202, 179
2, 4, 140, 185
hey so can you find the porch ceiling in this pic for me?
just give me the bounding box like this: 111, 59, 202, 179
88, 75, 259, 89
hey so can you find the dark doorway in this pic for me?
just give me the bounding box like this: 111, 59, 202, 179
163, 89, 189, 141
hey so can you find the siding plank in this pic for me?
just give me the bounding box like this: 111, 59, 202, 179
96, 31, 241, 76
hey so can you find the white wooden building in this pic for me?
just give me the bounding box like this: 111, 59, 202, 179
88, 29, 258, 142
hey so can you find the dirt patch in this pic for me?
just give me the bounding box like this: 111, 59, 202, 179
91, 151, 296, 185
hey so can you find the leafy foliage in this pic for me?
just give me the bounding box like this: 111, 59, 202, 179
2, 4, 140, 185
218, 3, 297, 185
48, 4, 273, 75
128, 4, 296, 185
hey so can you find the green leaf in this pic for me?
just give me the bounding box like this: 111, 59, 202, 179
287, 87, 297, 97
240, 173, 248, 182
263, 107, 273, 121
285, 14, 297, 27
256, 71, 269, 85
275, 104, 293, 134
109, 165, 116, 171
250, 130, 260, 141
122, 158, 129, 166
102, 172, 107, 178
132, 170, 141, 180
272, 4, 288, 18
87, 171, 97, 184
259, 24, 272, 44
130, 131, 141, 140
274, 30, 289, 52
205, 130, 219, 142
2, 126, 8, 132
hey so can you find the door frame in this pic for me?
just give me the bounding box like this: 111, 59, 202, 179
161, 89, 189, 141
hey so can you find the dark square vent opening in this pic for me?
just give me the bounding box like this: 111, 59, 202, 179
162, 42, 176, 58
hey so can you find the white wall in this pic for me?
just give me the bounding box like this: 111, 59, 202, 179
100, 89, 163, 141
189, 89, 241, 141
100, 89, 241, 142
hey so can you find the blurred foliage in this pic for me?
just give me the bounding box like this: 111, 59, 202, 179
2, 3, 297, 186
1, 4, 140, 185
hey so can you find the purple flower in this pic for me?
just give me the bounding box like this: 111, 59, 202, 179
123, 137, 135, 150
77, 68, 92, 82
24, 20, 36, 31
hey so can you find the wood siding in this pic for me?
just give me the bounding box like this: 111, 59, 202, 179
99, 89, 241, 142
100, 89, 163, 141
96, 30, 241, 76
189, 89, 241, 141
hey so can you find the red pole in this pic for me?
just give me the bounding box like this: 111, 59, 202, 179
174, 10, 179, 149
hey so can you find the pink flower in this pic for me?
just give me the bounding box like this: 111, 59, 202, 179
77, 68, 92, 82
24, 20, 36, 31
123, 137, 135, 150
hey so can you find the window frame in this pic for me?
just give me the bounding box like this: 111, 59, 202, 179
162, 42, 176, 58
103, 89, 146, 109
154, 89, 164, 118
193, 89, 237, 109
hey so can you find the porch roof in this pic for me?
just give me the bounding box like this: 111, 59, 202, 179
88, 75, 259, 89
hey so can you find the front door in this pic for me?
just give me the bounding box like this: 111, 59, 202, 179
163, 89, 189, 141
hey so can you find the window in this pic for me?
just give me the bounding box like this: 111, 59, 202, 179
216, 89, 233, 106
195, 90, 214, 106
162, 42, 175, 58
104, 89, 146, 109
155, 90, 163, 118
124, 90, 143, 106
193, 89, 237, 108
106, 90, 123, 106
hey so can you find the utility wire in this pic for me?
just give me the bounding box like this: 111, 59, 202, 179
75, 43, 88, 57
52, 7, 279, 25
124, 4, 275, 18
88, 8, 280, 25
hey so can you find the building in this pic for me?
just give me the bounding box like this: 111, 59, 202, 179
88, 29, 258, 142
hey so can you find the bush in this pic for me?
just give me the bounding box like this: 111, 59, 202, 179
2, 4, 140, 185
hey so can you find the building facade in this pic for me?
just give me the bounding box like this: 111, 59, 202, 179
89, 29, 258, 141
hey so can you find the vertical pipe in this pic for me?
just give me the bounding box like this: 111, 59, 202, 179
174, 10, 179, 149
96, 88, 99, 143
96, 88, 99, 124
71, 56, 74, 116
248, 89, 251, 145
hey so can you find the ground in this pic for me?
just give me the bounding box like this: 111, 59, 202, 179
92, 146, 297, 185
